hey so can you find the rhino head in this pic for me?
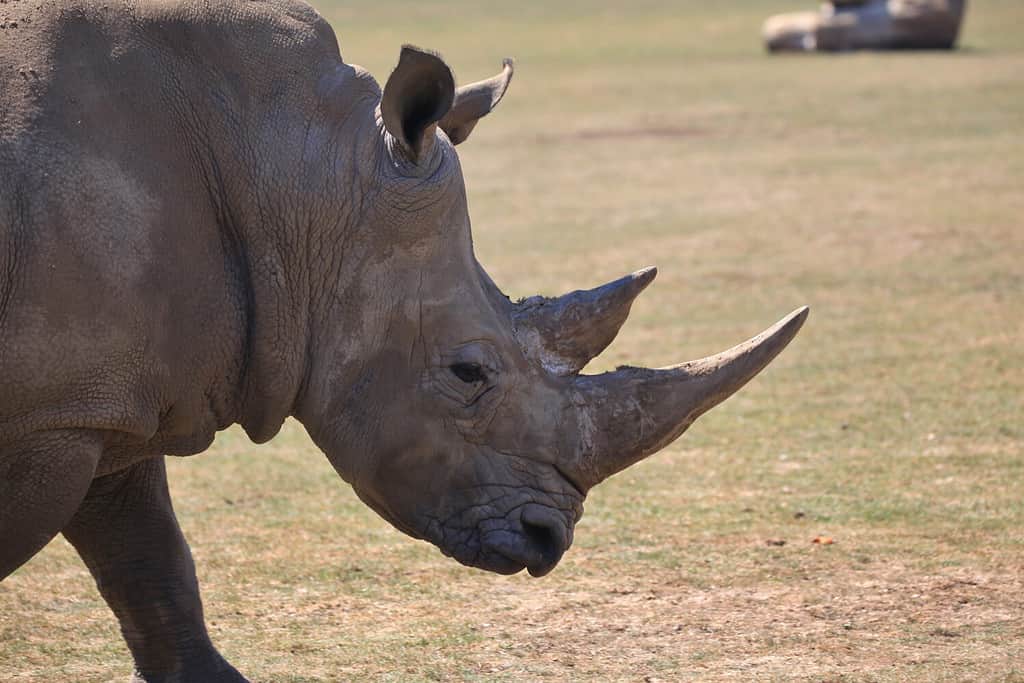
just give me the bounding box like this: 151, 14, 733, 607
297, 47, 808, 578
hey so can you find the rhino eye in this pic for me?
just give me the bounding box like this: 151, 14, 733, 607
450, 362, 486, 384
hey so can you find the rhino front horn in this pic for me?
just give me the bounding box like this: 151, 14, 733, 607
512, 267, 658, 376
570, 306, 809, 489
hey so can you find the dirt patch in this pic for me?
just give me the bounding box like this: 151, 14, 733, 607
429, 564, 1024, 680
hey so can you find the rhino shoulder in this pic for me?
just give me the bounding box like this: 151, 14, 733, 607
144, 0, 341, 61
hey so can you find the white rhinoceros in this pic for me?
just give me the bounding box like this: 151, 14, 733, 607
764, 0, 967, 52
0, 0, 807, 680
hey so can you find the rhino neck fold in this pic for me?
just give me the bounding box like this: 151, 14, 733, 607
192, 65, 376, 445
202, 156, 324, 445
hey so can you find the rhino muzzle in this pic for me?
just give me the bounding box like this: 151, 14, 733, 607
463, 263, 810, 574
479, 503, 570, 578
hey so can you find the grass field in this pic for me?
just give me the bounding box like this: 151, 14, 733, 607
2, 1, 1023, 680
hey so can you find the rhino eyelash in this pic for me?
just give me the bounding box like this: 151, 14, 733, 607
449, 362, 487, 384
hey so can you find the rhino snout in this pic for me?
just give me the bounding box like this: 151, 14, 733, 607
481, 503, 570, 578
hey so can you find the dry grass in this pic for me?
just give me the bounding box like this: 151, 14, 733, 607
3, 1, 1023, 680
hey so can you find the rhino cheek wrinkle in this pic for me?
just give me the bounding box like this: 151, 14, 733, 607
0, 2, 808, 681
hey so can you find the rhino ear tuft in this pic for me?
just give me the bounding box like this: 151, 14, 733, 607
438, 58, 514, 145
381, 46, 456, 164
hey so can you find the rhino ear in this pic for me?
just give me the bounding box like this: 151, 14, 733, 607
381, 46, 456, 164
438, 58, 514, 145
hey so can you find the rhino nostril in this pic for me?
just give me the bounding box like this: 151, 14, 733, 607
522, 519, 559, 563
520, 505, 568, 577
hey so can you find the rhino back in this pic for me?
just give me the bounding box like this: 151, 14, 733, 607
0, 0, 348, 470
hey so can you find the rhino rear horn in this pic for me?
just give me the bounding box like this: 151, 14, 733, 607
571, 306, 809, 488
438, 58, 514, 145
381, 46, 455, 164
512, 267, 657, 375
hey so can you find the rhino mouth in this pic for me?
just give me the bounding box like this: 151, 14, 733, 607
481, 503, 571, 577
427, 499, 579, 578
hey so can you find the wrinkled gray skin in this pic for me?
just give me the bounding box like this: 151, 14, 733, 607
0, 1, 807, 681
763, 0, 967, 52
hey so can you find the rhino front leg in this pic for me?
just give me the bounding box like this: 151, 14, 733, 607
62, 456, 247, 683
0, 430, 102, 579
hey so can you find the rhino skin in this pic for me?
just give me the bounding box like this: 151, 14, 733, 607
763, 0, 967, 52
0, 0, 808, 680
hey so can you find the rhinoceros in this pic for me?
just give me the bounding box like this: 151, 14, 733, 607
0, 0, 808, 680
763, 0, 967, 52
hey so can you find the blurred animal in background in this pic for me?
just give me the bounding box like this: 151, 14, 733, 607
763, 0, 967, 52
